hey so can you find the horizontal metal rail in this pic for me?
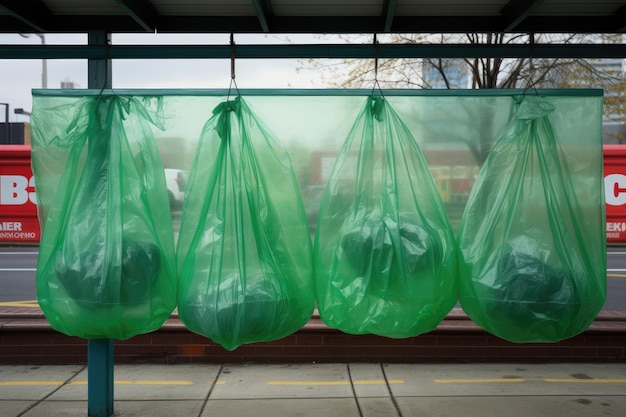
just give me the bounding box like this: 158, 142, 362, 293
1, 43, 625, 60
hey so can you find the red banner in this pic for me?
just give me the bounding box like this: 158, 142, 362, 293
604, 145, 626, 242
0, 145, 40, 243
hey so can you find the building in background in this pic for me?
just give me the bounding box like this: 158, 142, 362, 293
60, 79, 78, 89
0, 121, 29, 145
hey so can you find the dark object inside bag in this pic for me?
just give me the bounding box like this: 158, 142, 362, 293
55, 239, 161, 305
340, 214, 436, 294
487, 249, 579, 324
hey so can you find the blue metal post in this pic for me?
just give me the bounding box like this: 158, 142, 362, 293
88, 339, 114, 417
87, 30, 114, 417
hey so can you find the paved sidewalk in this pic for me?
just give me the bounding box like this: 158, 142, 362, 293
1, 363, 625, 417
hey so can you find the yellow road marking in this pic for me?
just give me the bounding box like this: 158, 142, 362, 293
434, 378, 526, 383
116, 380, 194, 385
435, 378, 626, 384
0, 300, 39, 307
267, 379, 403, 386
0, 381, 63, 386
5, 378, 626, 387
268, 381, 349, 386
607, 273, 626, 278
354, 379, 404, 385
69, 380, 194, 385
2, 380, 223, 386
544, 379, 626, 383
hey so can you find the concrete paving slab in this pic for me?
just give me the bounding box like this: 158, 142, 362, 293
384, 363, 626, 397
0, 365, 84, 400
203, 398, 361, 417
348, 363, 392, 397
395, 396, 626, 417
211, 363, 354, 399
20, 400, 206, 417
20, 400, 87, 417
358, 397, 401, 417
383, 363, 527, 397
47, 364, 219, 401
111, 400, 205, 417
44, 377, 86, 402
1, 363, 625, 417
112, 364, 219, 401
0, 400, 38, 416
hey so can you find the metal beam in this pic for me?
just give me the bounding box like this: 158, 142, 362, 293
250, 0, 273, 33
0, 14, 623, 34
500, 0, 545, 32
612, 4, 626, 32
3, 42, 626, 59
88, 32, 112, 89
515, 16, 625, 34
114, 0, 159, 32
0, 0, 51, 32
87, 339, 114, 417
86, 31, 114, 417
382, 0, 397, 32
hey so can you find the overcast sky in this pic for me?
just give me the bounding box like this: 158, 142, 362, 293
0, 32, 360, 123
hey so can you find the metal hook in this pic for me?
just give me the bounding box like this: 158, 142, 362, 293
524, 32, 539, 95
228, 33, 240, 99
230, 33, 236, 81
97, 35, 112, 97
371, 34, 384, 98
374, 33, 379, 82
529, 32, 534, 71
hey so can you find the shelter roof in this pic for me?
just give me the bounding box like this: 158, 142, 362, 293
1, 0, 625, 34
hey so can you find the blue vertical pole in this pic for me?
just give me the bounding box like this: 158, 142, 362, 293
87, 30, 114, 417
88, 339, 114, 417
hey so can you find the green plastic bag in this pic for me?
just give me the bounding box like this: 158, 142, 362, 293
457, 95, 606, 343
314, 96, 458, 338
177, 97, 314, 351
31, 95, 177, 340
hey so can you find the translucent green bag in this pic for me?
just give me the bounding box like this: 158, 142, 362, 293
31, 96, 177, 340
177, 96, 314, 351
314, 96, 458, 338
457, 95, 606, 343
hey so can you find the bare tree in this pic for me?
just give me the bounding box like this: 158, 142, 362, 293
300, 32, 625, 154
304, 33, 620, 90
